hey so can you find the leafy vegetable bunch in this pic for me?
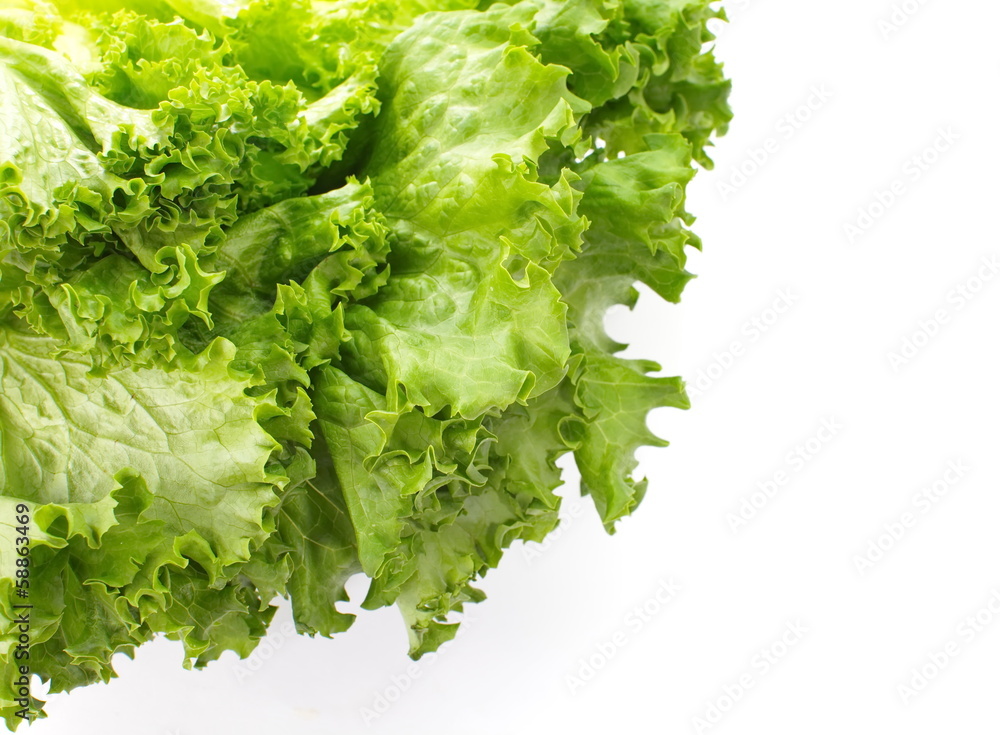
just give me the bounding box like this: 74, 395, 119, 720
0, 0, 729, 724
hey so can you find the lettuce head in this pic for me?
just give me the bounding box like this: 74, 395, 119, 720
0, 0, 730, 725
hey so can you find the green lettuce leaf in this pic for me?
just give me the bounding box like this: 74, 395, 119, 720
0, 319, 284, 725
344, 1, 590, 418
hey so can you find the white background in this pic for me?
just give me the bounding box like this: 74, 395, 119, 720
34, 0, 1000, 732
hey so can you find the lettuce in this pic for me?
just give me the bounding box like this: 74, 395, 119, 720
0, 0, 730, 725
